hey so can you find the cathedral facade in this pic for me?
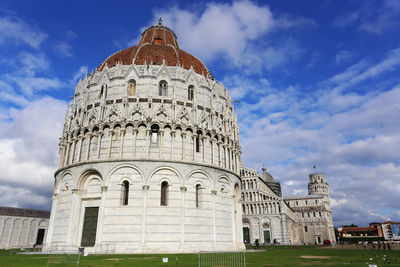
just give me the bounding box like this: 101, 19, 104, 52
43, 21, 244, 253
241, 166, 336, 245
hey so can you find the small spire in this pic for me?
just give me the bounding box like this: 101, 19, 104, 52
262, 164, 267, 171
158, 17, 163, 26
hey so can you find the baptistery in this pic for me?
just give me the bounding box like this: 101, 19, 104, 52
44, 20, 244, 253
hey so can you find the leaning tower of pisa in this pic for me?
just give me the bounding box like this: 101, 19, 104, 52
43, 20, 244, 253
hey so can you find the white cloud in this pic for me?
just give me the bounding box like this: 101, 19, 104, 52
0, 14, 47, 49
331, 12, 359, 28
235, 72, 400, 226
331, 0, 400, 34
147, 1, 310, 72
0, 97, 67, 209
1, 52, 63, 96
53, 41, 73, 57
335, 50, 356, 64
70, 65, 88, 86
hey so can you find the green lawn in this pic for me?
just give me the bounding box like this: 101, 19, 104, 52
1, 246, 400, 267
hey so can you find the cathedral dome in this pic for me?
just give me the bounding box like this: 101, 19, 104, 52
98, 19, 212, 78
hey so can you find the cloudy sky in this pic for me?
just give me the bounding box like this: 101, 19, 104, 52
0, 0, 399, 227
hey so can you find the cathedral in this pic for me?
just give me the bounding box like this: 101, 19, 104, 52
240, 166, 335, 245
43, 20, 334, 253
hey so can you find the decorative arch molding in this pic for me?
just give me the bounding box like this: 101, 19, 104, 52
158, 177, 173, 186
242, 217, 251, 224
76, 168, 103, 189
56, 171, 73, 193
146, 166, 183, 186
185, 169, 214, 190
105, 163, 145, 185
216, 175, 233, 192
38, 219, 48, 227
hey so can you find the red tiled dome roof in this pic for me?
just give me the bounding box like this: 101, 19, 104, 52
98, 20, 212, 78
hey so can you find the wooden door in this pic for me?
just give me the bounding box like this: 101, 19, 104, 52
81, 207, 99, 247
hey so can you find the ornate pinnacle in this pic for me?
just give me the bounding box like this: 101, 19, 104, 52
158, 17, 163, 26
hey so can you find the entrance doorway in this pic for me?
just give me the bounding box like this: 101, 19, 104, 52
263, 230, 270, 244
81, 207, 99, 247
243, 227, 250, 244
262, 223, 271, 244
36, 229, 45, 245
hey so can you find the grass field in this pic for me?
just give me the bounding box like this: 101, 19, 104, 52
1, 246, 400, 267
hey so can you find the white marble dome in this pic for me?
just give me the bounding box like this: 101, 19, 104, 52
43, 21, 244, 253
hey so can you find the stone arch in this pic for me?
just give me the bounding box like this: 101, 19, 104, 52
146, 166, 183, 186
76, 169, 103, 189
102, 124, 111, 131
185, 169, 214, 190
216, 175, 232, 193
105, 164, 145, 184
55, 171, 73, 194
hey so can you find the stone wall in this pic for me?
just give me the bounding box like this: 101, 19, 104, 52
0, 215, 48, 249
45, 161, 243, 253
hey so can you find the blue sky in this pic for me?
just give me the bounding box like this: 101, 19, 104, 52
0, 0, 400, 227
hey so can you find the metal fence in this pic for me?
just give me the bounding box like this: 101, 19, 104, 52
198, 251, 246, 267
46, 250, 81, 267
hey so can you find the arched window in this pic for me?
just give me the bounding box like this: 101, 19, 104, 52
188, 85, 194, 101
159, 80, 168, 96
128, 79, 136, 96
160, 181, 169, 206
151, 124, 159, 148
122, 180, 129, 205
304, 225, 308, 232
195, 184, 201, 208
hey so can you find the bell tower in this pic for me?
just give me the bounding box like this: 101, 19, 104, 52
308, 172, 329, 196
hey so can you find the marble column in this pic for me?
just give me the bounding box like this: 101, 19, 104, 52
180, 186, 187, 249
96, 185, 108, 249
107, 130, 113, 159
86, 134, 92, 161
211, 190, 217, 249
170, 131, 175, 160
181, 133, 186, 160
70, 138, 77, 164
192, 134, 197, 161
159, 130, 164, 158
145, 129, 150, 159
119, 128, 126, 158
96, 131, 103, 159
132, 129, 138, 157
141, 185, 150, 248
